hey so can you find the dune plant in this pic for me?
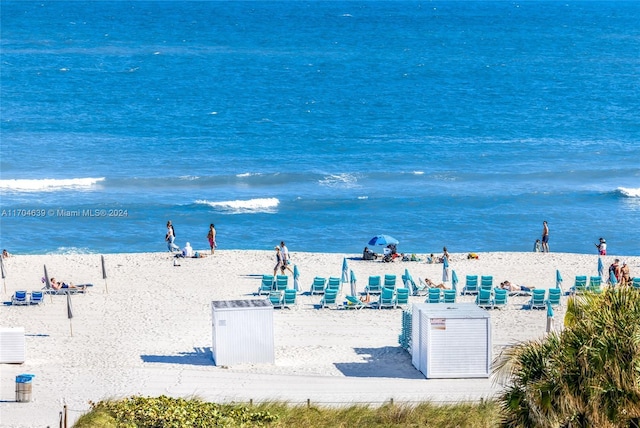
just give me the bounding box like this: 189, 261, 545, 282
495, 287, 640, 427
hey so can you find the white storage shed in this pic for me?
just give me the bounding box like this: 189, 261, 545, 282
0, 326, 26, 364
211, 299, 274, 366
411, 303, 491, 378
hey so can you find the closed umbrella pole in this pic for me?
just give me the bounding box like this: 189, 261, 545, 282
452, 270, 459, 294
350, 270, 356, 296
556, 269, 563, 290
442, 258, 449, 283
66, 291, 74, 337
598, 257, 604, 277
101, 255, 109, 294
341, 258, 349, 284
0, 256, 6, 294
293, 265, 300, 292
44, 265, 53, 303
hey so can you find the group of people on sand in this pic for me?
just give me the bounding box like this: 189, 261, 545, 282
165, 220, 217, 256
609, 259, 632, 286
273, 241, 294, 275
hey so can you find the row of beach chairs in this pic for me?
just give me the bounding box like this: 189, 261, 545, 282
571, 275, 640, 294
11, 290, 45, 306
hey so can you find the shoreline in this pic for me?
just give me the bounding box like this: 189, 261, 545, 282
1, 251, 639, 427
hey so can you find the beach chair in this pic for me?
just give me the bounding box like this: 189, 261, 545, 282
268, 290, 284, 308
310, 277, 326, 295
344, 295, 366, 310
588, 276, 603, 294
394, 288, 410, 309
29, 290, 45, 305
365, 276, 382, 295
547, 288, 562, 308
426, 288, 442, 304
403, 273, 427, 296
257, 275, 274, 295
475, 289, 493, 309
493, 288, 508, 309
632, 278, 640, 290
320, 289, 339, 309
480, 275, 493, 291
442, 289, 456, 304
377, 287, 396, 309
461, 275, 479, 295
383, 274, 397, 290
572, 276, 588, 295
282, 289, 297, 309
528, 289, 547, 310
326, 277, 341, 293
11, 290, 29, 306
275, 275, 289, 291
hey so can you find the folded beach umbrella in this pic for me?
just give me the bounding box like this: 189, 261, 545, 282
1, 256, 6, 294
66, 291, 74, 337
442, 257, 449, 283
368, 234, 399, 247
610, 270, 618, 287
293, 264, 300, 292
341, 257, 349, 283
452, 270, 458, 294
598, 257, 604, 277
350, 269, 357, 296
556, 269, 563, 289
101, 255, 109, 294
546, 301, 554, 333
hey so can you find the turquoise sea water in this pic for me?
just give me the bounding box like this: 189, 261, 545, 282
1, 1, 639, 255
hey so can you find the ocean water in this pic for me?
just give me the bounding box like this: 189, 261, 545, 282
1, 1, 639, 256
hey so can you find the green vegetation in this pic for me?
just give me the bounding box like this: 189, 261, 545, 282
74, 396, 500, 427
495, 287, 640, 427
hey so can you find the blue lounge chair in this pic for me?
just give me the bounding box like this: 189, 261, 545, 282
426, 288, 442, 304
475, 289, 493, 309
395, 288, 410, 308
461, 275, 479, 295
326, 277, 341, 293
493, 288, 508, 309
383, 274, 397, 290
377, 287, 396, 309
365, 276, 383, 295
320, 289, 340, 309
528, 289, 547, 309
547, 288, 562, 308
275, 275, 289, 291
571, 276, 588, 295
442, 289, 456, 304
257, 275, 274, 295
310, 277, 326, 295
12, 290, 29, 306
403, 272, 427, 296
345, 295, 366, 310
268, 290, 284, 308
480, 276, 493, 292
283, 289, 297, 309
633, 277, 640, 290
588, 276, 603, 294
30, 290, 45, 305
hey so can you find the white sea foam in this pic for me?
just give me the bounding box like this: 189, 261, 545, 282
318, 173, 359, 188
618, 187, 640, 198
413, 171, 424, 175
178, 175, 200, 181
0, 177, 105, 192
236, 172, 260, 178
195, 197, 279, 214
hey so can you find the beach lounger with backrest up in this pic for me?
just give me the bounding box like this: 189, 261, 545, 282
310, 277, 326, 295
383, 274, 397, 290
546, 288, 562, 308
326, 277, 341, 293
257, 275, 274, 295
365, 276, 382, 295
320, 289, 340, 309
442, 289, 456, 304
11, 290, 29, 306
426, 288, 442, 304
268, 290, 284, 308
572, 276, 587, 295
480, 276, 493, 291
588, 276, 603, 294
283, 289, 297, 309
275, 275, 289, 291
461, 275, 479, 295
633, 278, 640, 290
528, 289, 547, 309
344, 295, 366, 310
492, 288, 508, 309
30, 291, 45, 305
394, 288, 410, 309
377, 287, 396, 309
475, 289, 493, 309
42, 283, 91, 295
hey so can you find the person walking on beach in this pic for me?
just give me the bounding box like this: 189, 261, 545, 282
279, 241, 294, 274
166, 220, 179, 252
541, 221, 550, 253
273, 246, 284, 276
207, 224, 217, 254
595, 237, 607, 255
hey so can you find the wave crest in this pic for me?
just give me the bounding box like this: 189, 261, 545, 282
195, 197, 279, 214
618, 187, 640, 198
0, 177, 105, 192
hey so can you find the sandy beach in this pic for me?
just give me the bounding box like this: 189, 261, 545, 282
1, 250, 638, 427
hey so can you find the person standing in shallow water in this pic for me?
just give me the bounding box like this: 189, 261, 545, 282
207, 224, 216, 254
166, 220, 179, 252
541, 221, 550, 253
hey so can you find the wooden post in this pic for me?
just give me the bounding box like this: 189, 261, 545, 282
64, 405, 68, 428
307, 398, 311, 408
390, 398, 394, 406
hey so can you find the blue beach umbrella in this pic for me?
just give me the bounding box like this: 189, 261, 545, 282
442, 257, 449, 283
610, 270, 618, 287
452, 270, 459, 294
556, 269, 563, 289
368, 234, 399, 247
293, 265, 300, 292
341, 258, 349, 283
350, 270, 357, 296
598, 257, 604, 277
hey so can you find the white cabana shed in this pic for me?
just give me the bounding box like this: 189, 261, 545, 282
211, 299, 274, 366
411, 303, 491, 378
0, 327, 26, 364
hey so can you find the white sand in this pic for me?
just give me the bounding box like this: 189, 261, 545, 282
1, 250, 638, 427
